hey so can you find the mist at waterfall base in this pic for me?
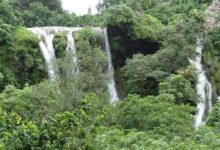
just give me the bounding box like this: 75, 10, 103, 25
189, 39, 213, 128
29, 27, 119, 103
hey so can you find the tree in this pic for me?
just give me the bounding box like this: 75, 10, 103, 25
42, 0, 63, 12
9, 0, 63, 12
102, 4, 134, 27
98, 0, 160, 11
0, 1, 23, 26
159, 73, 197, 105
132, 13, 163, 40
0, 26, 46, 91
122, 54, 168, 96
22, 2, 53, 27
110, 94, 195, 139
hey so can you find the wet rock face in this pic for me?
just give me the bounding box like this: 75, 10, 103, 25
205, 0, 220, 29
203, 0, 220, 102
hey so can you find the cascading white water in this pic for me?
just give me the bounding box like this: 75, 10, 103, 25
29, 28, 57, 80
103, 28, 119, 103
29, 27, 119, 102
66, 31, 79, 74
29, 27, 82, 80
189, 39, 213, 128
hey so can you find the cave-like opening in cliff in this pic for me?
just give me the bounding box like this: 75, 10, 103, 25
107, 26, 160, 98
108, 26, 160, 70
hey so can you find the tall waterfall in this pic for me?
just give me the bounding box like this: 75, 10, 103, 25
189, 0, 220, 128
29, 28, 57, 80
190, 39, 213, 128
103, 28, 119, 103
29, 27, 81, 80
66, 31, 79, 74
29, 27, 119, 102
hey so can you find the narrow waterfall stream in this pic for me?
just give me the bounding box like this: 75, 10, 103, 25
29, 28, 57, 80
66, 31, 79, 74
189, 0, 220, 128
103, 28, 119, 103
190, 39, 213, 128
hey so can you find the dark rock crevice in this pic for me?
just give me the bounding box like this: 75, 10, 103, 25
107, 26, 160, 69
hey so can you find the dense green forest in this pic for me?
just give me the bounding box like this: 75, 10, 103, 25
0, 0, 220, 149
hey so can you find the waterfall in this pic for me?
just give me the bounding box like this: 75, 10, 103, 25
66, 31, 79, 74
189, 39, 213, 128
29, 27, 119, 102
103, 28, 119, 103
29, 27, 81, 80
29, 28, 57, 80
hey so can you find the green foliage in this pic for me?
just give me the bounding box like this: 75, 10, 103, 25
8, 0, 100, 27
0, 110, 95, 149
0, 73, 3, 81
9, 0, 63, 12
99, 0, 160, 11
0, 111, 40, 149
0, 1, 23, 26
75, 28, 103, 46
117, 13, 200, 97
94, 127, 169, 150
122, 54, 168, 96
53, 32, 67, 58
13, 26, 39, 49
39, 111, 92, 149
207, 102, 220, 126
0, 26, 46, 91
53, 12, 79, 27
146, 0, 207, 25
122, 35, 196, 96
110, 94, 195, 139
132, 13, 163, 40
0, 83, 61, 121
159, 73, 197, 105
207, 27, 220, 55
0, 0, 219, 149
22, 2, 54, 27
102, 4, 163, 40
0, 21, 14, 44
205, 27, 220, 94
78, 14, 103, 27
102, 4, 134, 27
74, 28, 108, 96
